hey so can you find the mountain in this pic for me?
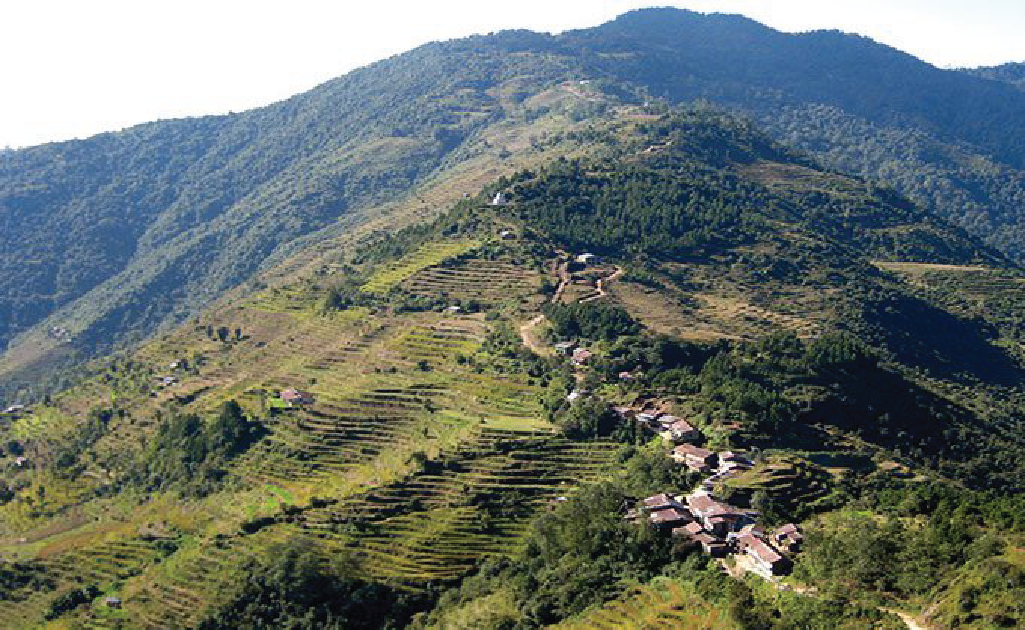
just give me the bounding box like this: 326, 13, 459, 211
0, 33, 587, 392
6, 8, 1025, 396
1, 110, 1024, 628
963, 61, 1025, 90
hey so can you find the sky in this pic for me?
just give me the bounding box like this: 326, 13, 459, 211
1, 0, 1023, 149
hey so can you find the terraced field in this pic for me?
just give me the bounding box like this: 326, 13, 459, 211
693, 293, 821, 339
293, 429, 625, 587
0, 224, 640, 627
0, 535, 175, 629
402, 258, 540, 303
874, 261, 1025, 305
361, 240, 484, 294
558, 579, 730, 629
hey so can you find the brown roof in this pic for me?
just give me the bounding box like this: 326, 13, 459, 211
673, 444, 714, 459
777, 523, 800, 535
686, 493, 737, 519
281, 388, 314, 403
649, 507, 691, 525
682, 522, 704, 535
572, 348, 593, 362
739, 534, 783, 565
642, 493, 683, 509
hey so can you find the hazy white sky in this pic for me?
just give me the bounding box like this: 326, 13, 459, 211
2, 0, 1023, 148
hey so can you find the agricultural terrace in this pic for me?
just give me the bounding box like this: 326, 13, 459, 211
360, 239, 484, 294
0, 235, 633, 627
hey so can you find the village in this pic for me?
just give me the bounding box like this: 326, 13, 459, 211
517, 241, 804, 582
615, 404, 802, 580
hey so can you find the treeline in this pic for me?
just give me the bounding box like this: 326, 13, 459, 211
798, 480, 1025, 627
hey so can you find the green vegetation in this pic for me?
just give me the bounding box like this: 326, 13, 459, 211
9, 6, 1025, 406
4, 105, 1025, 628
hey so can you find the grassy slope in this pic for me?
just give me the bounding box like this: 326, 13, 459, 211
2, 111, 1025, 628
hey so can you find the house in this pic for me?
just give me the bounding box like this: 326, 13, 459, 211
675, 521, 705, 537
693, 532, 732, 557
3, 404, 25, 415
280, 388, 315, 406
675, 523, 729, 556
490, 192, 508, 206
641, 493, 684, 510
14, 457, 28, 467
575, 253, 600, 265
738, 533, 791, 577
571, 348, 593, 365
648, 506, 692, 528
671, 444, 718, 472
774, 523, 804, 552
658, 416, 702, 443
499, 229, 516, 240
445, 305, 463, 313
155, 376, 178, 386
104, 597, 122, 609
553, 341, 577, 356
686, 492, 750, 536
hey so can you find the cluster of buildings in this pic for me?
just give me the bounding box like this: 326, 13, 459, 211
615, 404, 802, 579
628, 485, 801, 578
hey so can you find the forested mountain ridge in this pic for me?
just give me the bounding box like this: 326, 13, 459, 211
7, 6, 1025, 403
0, 34, 589, 391
2, 110, 1025, 627
963, 61, 1025, 90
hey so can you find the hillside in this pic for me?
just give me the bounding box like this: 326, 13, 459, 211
8, 8, 1025, 400
1, 111, 1024, 628
963, 61, 1025, 90
0, 31, 592, 394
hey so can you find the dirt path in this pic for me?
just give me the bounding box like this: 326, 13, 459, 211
552, 259, 570, 303
880, 608, 930, 630
519, 314, 546, 355
579, 265, 623, 303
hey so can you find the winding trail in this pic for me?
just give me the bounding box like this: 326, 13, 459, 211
519, 314, 546, 355
579, 265, 623, 303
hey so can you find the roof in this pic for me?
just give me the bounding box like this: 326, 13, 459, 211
649, 507, 690, 524
686, 493, 738, 518
642, 493, 678, 508
682, 522, 704, 535
572, 348, 593, 362
673, 444, 714, 460
739, 534, 784, 565
693, 532, 725, 546
667, 418, 698, 432
281, 388, 314, 402
777, 523, 800, 535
